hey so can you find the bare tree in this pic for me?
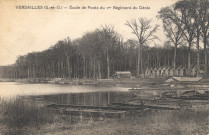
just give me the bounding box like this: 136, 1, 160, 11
100, 25, 119, 78
64, 37, 73, 78
158, 6, 184, 70
125, 18, 159, 77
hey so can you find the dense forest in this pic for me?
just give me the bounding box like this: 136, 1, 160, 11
0, 0, 208, 79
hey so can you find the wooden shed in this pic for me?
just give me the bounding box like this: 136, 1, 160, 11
161, 67, 167, 76
169, 67, 175, 76
153, 68, 158, 77
157, 67, 162, 76
113, 71, 132, 79
176, 66, 186, 76
176, 66, 181, 76
145, 67, 151, 77
165, 67, 171, 76
150, 68, 154, 75
191, 66, 197, 77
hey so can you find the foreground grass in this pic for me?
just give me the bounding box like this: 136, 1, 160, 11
0, 98, 55, 129
0, 98, 208, 135
37, 109, 208, 135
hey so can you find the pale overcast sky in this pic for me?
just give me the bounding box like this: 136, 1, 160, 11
0, 0, 176, 66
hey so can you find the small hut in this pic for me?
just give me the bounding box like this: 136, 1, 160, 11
176, 66, 181, 76
176, 66, 186, 76
161, 67, 167, 76
149, 68, 155, 78
113, 71, 132, 79
145, 67, 151, 77
165, 67, 171, 76
182, 66, 187, 76
169, 67, 175, 76
153, 67, 158, 77
150, 68, 154, 75
191, 66, 197, 77
157, 67, 162, 77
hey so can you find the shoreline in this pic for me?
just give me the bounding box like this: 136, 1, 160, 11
0, 77, 173, 90
0, 78, 209, 135
1, 77, 209, 88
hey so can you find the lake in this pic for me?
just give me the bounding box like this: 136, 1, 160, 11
0, 82, 132, 106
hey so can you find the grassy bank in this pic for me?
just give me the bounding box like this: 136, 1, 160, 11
34, 109, 208, 135
0, 98, 55, 129
0, 98, 208, 135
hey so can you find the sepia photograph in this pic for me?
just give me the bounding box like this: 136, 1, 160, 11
0, 0, 208, 134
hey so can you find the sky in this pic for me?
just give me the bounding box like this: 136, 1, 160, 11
0, 0, 177, 66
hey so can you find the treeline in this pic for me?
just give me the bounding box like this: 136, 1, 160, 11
0, 0, 208, 79
0, 38, 206, 79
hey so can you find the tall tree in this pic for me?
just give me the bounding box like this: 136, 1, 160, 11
158, 6, 184, 70
100, 25, 120, 78
199, 0, 209, 74
125, 18, 159, 77
64, 37, 73, 78
192, 0, 202, 76
174, 0, 196, 74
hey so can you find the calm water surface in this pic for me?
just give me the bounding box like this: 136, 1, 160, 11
0, 82, 131, 106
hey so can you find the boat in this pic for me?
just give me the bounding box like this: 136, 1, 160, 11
162, 91, 178, 98
129, 88, 142, 91
172, 77, 203, 82
162, 90, 209, 100
180, 90, 209, 100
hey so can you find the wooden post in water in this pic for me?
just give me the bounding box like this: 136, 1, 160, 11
108, 92, 110, 105
83, 93, 85, 106
80, 111, 83, 123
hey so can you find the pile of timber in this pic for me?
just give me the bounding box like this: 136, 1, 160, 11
128, 97, 209, 110
46, 101, 182, 119
46, 103, 152, 118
